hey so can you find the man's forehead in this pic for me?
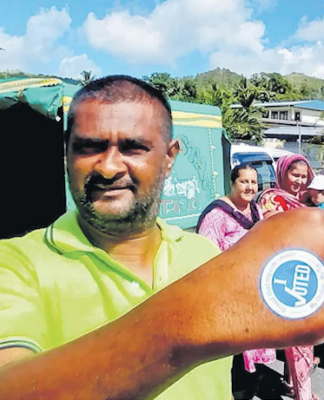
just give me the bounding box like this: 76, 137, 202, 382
71, 98, 164, 140
74, 97, 164, 116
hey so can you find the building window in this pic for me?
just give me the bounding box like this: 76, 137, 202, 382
272, 111, 278, 119
279, 111, 288, 120
295, 112, 301, 121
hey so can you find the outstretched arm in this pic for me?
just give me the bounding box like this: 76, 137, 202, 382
1, 208, 324, 400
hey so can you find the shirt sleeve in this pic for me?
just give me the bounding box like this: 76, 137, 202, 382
198, 208, 229, 251
0, 242, 47, 353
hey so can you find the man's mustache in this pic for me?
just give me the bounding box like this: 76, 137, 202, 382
85, 174, 137, 194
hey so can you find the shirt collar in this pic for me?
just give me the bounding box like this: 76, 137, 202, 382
44, 211, 185, 255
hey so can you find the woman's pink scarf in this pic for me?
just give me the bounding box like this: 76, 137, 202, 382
275, 154, 314, 195
260, 154, 315, 207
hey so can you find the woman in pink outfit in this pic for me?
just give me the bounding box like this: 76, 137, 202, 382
258, 154, 318, 400
197, 164, 276, 399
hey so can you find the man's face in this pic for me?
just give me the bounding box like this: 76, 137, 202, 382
67, 98, 178, 234
309, 189, 324, 206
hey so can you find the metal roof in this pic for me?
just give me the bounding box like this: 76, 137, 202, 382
255, 100, 324, 111
232, 100, 324, 111
265, 126, 324, 137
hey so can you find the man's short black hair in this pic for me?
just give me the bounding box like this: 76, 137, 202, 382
65, 75, 173, 146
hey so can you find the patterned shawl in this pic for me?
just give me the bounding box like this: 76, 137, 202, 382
260, 154, 314, 210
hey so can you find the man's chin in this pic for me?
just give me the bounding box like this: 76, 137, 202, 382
91, 207, 134, 221
91, 198, 134, 216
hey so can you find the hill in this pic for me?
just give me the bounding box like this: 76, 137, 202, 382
2, 68, 324, 100
192, 69, 324, 100
0, 70, 79, 85
194, 67, 242, 90
284, 72, 324, 98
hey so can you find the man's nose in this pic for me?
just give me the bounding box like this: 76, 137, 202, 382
95, 148, 127, 179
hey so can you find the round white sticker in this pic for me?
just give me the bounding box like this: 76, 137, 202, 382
260, 248, 324, 319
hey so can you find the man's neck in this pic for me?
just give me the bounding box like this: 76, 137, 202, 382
78, 216, 162, 287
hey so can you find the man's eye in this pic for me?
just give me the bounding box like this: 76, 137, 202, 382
121, 143, 149, 154
73, 142, 106, 155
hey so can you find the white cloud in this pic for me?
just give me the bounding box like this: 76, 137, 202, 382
0, 7, 71, 70
295, 16, 324, 42
209, 41, 324, 79
252, 0, 278, 12
83, 0, 265, 65
81, 1, 324, 79
209, 49, 277, 77
84, 11, 165, 64
206, 11, 324, 79
0, 6, 100, 78
58, 54, 102, 79
1, 2, 324, 81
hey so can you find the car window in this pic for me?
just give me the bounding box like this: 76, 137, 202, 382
231, 152, 276, 192
252, 161, 276, 191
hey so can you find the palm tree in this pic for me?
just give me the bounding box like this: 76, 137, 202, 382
223, 107, 264, 144
221, 78, 265, 144
233, 77, 258, 109
79, 70, 95, 86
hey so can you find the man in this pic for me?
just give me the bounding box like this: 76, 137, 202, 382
308, 174, 324, 209
0, 76, 231, 399
1, 76, 324, 400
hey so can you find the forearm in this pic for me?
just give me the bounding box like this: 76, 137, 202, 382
0, 294, 196, 400
1, 208, 324, 399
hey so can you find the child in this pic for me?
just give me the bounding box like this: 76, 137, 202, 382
307, 175, 324, 209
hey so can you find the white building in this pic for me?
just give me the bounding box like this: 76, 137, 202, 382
232, 100, 324, 140
231, 100, 324, 169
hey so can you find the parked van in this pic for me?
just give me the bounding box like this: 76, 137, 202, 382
231, 144, 276, 192
262, 148, 294, 170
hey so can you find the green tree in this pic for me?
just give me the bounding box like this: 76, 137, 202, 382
250, 72, 295, 100
143, 73, 182, 98
300, 83, 313, 99
180, 78, 198, 102
227, 78, 265, 143
233, 77, 259, 109
196, 83, 233, 110
223, 108, 264, 144
79, 70, 95, 86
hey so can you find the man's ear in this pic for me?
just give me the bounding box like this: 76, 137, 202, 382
165, 139, 179, 178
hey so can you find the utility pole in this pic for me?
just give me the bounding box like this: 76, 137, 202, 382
297, 120, 302, 154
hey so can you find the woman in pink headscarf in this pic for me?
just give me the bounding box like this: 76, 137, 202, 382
258, 154, 318, 400
259, 154, 314, 217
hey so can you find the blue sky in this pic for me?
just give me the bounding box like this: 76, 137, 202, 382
1, 0, 324, 79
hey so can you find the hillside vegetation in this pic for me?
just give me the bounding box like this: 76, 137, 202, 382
143, 69, 324, 143
2, 68, 324, 143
